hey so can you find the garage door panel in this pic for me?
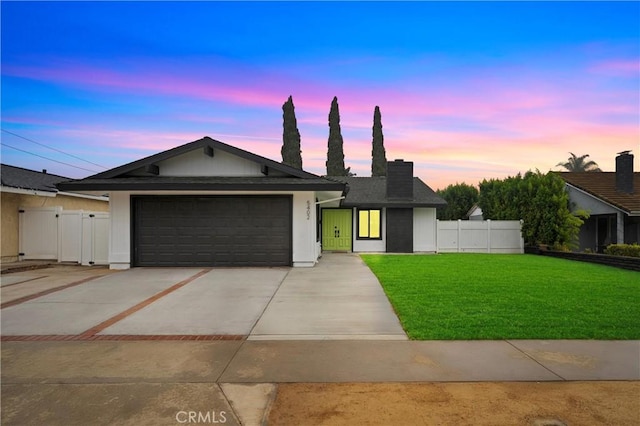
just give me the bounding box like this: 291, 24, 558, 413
133, 196, 292, 267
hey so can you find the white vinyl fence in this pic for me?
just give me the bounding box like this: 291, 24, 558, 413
437, 220, 524, 253
19, 207, 109, 265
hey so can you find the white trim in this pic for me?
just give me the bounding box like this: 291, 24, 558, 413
58, 191, 109, 202
564, 183, 629, 215
315, 196, 345, 205
1, 186, 109, 202
1, 186, 57, 197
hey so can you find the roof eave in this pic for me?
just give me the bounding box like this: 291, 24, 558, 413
57, 181, 346, 192
1, 185, 58, 197
342, 201, 446, 208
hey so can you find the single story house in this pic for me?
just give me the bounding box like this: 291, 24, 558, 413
560, 151, 639, 252
58, 137, 446, 269
1, 164, 109, 262
325, 159, 446, 253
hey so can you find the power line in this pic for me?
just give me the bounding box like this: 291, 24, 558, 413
0, 142, 100, 173
1, 129, 108, 169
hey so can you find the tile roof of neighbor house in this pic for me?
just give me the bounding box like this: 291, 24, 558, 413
1, 164, 70, 193
559, 172, 640, 215
57, 137, 346, 192
329, 176, 447, 208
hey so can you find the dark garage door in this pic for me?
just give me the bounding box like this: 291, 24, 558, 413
133, 196, 292, 267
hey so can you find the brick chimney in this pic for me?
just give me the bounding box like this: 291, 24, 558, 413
387, 160, 414, 200
616, 151, 634, 194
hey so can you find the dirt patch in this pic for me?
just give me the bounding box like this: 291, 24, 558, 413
268, 381, 639, 425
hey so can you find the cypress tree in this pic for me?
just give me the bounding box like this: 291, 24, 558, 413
281, 95, 303, 169
326, 96, 349, 176
371, 105, 387, 176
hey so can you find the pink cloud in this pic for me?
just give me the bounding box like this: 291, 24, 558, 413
5, 53, 637, 188
3, 62, 289, 110
589, 59, 640, 76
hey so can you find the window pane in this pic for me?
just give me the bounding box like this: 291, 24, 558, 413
370, 210, 381, 238
359, 210, 370, 237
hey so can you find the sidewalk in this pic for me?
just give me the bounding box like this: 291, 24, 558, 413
1, 339, 638, 425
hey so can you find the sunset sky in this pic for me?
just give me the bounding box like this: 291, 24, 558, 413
2, 1, 638, 190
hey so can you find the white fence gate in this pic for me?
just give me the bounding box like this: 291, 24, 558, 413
437, 220, 524, 253
19, 207, 61, 260
81, 212, 109, 265
19, 207, 109, 265
59, 211, 82, 262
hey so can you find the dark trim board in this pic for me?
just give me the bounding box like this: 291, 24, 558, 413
130, 195, 293, 267
60, 179, 345, 192
386, 208, 413, 253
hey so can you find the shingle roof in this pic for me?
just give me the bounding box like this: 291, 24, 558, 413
1, 164, 69, 193
58, 137, 345, 192
329, 176, 447, 208
559, 172, 640, 215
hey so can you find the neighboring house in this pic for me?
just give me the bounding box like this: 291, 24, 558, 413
560, 151, 639, 252
58, 137, 446, 269
1, 164, 109, 262
465, 204, 484, 221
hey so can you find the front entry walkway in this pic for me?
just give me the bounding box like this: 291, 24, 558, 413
249, 253, 407, 340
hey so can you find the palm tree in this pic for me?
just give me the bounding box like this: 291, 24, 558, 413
556, 152, 602, 172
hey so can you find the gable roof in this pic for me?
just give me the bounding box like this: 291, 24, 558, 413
91, 137, 318, 179
331, 176, 447, 208
465, 203, 483, 219
559, 172, 640, 215
1, 164, 69, 193
58, 137, 345, 192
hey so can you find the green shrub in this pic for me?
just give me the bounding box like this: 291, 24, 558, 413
604, 244, 640, 258
478, 170, 587, 248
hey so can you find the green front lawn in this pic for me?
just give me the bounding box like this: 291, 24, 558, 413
361, 254, 640, 340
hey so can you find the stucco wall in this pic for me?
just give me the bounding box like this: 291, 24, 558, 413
414, 208, 437, 252
292, 192, 318, 267
1, 192, 108, 262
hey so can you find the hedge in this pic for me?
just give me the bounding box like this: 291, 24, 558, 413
604, 244, 640, 258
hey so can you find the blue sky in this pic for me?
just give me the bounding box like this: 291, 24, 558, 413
2, 1, 638, 189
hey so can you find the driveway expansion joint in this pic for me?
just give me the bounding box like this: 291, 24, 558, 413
505, 340, 566, 381
0, 275, 48, 288
77, 268, 212, 338
1, 334, 246, 342
1, 275, 103, 309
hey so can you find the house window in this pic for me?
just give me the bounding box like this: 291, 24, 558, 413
358, 209, 381, 239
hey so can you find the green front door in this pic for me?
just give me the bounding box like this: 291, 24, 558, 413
322, 209, 353, 251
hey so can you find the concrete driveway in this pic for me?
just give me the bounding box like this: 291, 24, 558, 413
1, 254, 406, 339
